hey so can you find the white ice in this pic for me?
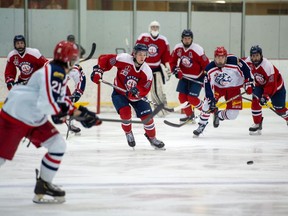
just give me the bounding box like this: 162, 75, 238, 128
1, 108, 288, 216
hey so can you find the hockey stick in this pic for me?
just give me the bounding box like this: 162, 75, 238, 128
65, 118, 72, 140
182, 75, 203, 85
101, 79, 189, 112
243, 95, 286, 120
164, 91, 246, 128
71, 115, 144, 124
79, 42, 96, 63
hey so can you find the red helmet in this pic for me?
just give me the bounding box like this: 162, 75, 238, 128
214, 46, 227, 57
53, 41, 79, 66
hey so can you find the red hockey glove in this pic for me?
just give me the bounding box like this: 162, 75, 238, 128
173, 67, 183, 79
243, 79, 254, 95
90, 65, 103, 84
260, 94, 269, 106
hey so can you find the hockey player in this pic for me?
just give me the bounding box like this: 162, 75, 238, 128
91, 43, 165, 150
4, 35, 48, 90
0, 41, 101, 203
243, 45, 288, 135
135, 21, 171, 117
193, 46, 253, 137
67, 34, 86, 58
66, 64, 87, 134
170, 29, 210, 123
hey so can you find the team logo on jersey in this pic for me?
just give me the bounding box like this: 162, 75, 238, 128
254, 73, 266, 85
148, 44, 158, 57
19, 62, 32, 75
120, 66, 131, 76
53, 71, 64, 80
181, 56, 193, 68
215, 72, 232, 86
13, 56, 19, 65
125, 76, 138, 90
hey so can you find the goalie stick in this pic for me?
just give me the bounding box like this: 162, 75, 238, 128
101, 79, 189, 112
79, 42, 96, 63
164, 91, 246, 128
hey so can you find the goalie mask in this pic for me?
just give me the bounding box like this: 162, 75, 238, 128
13, 35, 26, 55
214, 46, 227, 68
149, 21, 160, 38
54, 41, 79, 69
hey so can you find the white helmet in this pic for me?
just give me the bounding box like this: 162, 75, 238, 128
149, 21, 160, 37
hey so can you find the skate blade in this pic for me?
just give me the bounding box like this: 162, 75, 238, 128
151, 145, 166, 151
249, 130, 262, 135
33, 194, 65, 204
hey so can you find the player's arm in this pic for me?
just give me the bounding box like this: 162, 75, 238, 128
70, 65, 86, 102
4, 60, 17, 90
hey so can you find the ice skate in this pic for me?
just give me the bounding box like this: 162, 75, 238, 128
249, 117, 263, 135
33, 169, 65, 204
193, 122, 208, 137
126, 131, 136, 148
180, 113, 196, 124
213, 109, 220, 128
144, 133, 165, 150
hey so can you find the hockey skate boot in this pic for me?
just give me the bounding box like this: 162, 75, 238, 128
126, 131, 136, 148
33, 169, 65, 204
144, 133, 165, 150
193, 122, 208, 137
249, 117, 264, 135
180, 113, 196, 124
213, 109, 220, 128
69, 124, 81, 133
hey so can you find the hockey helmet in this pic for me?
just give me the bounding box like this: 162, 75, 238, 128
133, 43, 148, 54
250, 45, 262, 56
54, 41, 79, 67
67, 34, 75, 42
13, 35, 26, 53
214, 46, 227, 57
181, 29, 193, 39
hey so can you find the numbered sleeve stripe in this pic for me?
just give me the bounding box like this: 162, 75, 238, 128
45, 65, 60, 114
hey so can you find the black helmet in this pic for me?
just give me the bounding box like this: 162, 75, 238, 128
250, 45, 262, 56
133, 43, 148, 53
67, 34, 75, 42
13, 35, 26, 54
181, 29, 193, 38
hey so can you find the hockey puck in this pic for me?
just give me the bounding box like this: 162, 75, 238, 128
247, 160, 254, 165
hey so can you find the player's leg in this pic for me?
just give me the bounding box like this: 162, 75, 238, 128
177, 79, 194, 121
112, 91, 135, 148
193, 98, 210, 137
249, 86, 264, 135
133, 100, 165, 149
29, 121, 66, 203
271, 86, 288, 123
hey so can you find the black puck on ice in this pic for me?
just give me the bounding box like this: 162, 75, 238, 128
247, 160, 254, 165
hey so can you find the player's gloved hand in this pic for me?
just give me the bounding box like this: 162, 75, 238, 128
90, 65, 103, 84
126, 87, 139, 99
6, 78, 15, 90
78, 106, 102, 128
208, 98, 217, 113
260, 94, 269, 106
243, 79, 254, 95
71, 90, 82, 103
173, 67, 183, 79
163, 63, 172, 81
51, 112, 67, 124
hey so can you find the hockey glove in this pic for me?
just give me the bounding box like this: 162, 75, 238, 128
51, 112, 67, 124
6, 78, 15, 90
243, 79, 254, 95
260, 94, 269, 106
173, 67, 183, 79
90, 65, 103, 84
71, 90, 82, 103
126, 87, 139, 100
78, 106, 102, 128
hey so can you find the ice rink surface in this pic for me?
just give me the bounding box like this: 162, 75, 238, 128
1, 108, 288, 216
